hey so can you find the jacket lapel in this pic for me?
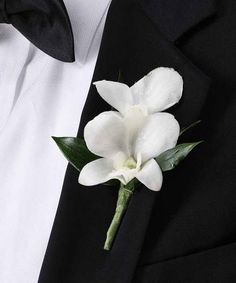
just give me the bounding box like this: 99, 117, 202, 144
39, 0, 216, 282
138, 0, 217, 42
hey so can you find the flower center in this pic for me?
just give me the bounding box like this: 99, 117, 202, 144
110, 153, 142, 185
127, 104, 148, 117
123, 156, 137, 169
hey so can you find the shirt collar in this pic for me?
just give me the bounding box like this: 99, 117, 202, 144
64, 0, 111, 64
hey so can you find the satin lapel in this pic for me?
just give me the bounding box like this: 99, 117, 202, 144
39, 0, 214, 282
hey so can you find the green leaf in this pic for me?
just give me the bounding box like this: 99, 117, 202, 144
103, 179, 119, 187
52, 137, 98, 172
117, 69, 124, 83
180, 120, 201, 136
156, 141, 203, 172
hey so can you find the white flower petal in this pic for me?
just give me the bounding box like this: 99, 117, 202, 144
134, 112, 180, 162
109, 168, 136, 185
79, 158, 113, 186
136, 159, 163, 191
131, 67, 183, 113
94, 80, 133, 116
84, 111, 129, 158
124, 105, 148, 147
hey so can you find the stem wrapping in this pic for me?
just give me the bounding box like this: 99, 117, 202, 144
104, 182, 134, 250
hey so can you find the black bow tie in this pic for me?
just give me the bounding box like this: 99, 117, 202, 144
0, 0, 75, 62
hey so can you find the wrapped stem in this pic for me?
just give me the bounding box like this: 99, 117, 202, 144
104, 182, 135, 251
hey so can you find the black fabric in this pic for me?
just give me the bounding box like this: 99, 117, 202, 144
0, 0, 74, 62
39, 0, 236, 282
133, 242, 236, 282
138, 0, 217, 42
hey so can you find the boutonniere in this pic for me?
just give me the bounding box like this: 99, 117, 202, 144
53, 67, 202, 251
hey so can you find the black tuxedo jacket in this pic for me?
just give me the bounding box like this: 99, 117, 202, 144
39, 0, 236, 282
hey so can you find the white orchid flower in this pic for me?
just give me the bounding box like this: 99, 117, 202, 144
79, 110, 180, 191
79, 67, 183, 191
94, 67, 183, 118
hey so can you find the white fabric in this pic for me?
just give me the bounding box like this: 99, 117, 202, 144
0, 0, 111, 282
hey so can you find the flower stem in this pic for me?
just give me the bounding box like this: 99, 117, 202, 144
104, 182, 135, 251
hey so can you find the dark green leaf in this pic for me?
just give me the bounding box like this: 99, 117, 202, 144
117, 69, 124, 83
52, 137, 98, 172
180, 120, 201, 136
156, 141, 203, 172
103, 179, 120, 186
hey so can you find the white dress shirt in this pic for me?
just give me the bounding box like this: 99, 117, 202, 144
0, 0, 111, 282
